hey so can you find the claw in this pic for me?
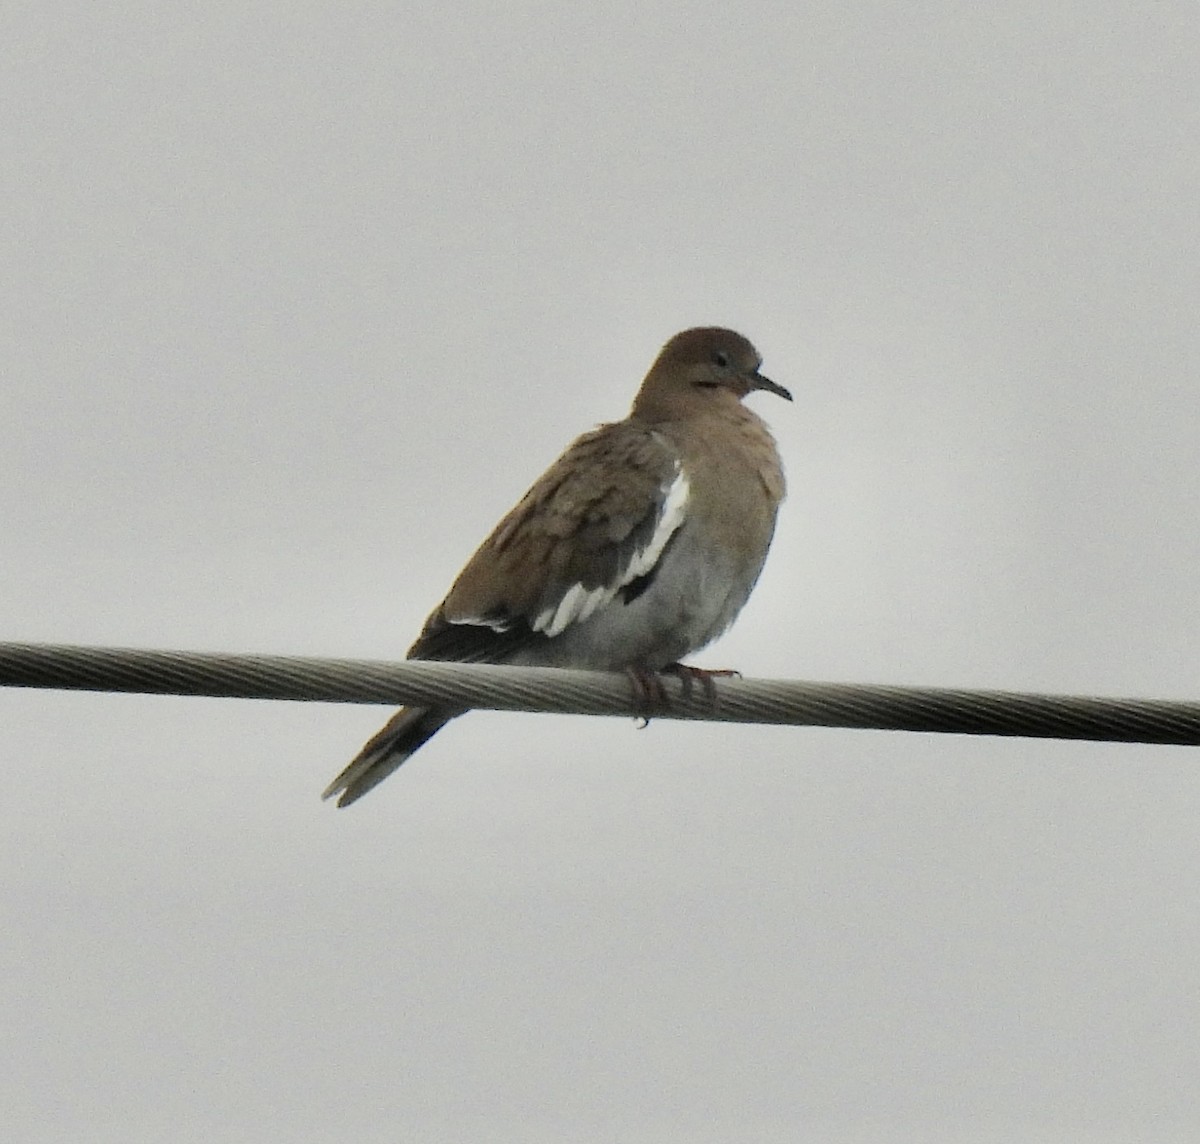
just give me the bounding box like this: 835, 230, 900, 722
662, 663, 739, 709
626, 666, 669, 720
626, 663, 739, 719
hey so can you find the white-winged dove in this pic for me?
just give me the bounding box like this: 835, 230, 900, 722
323, 327, 790, 806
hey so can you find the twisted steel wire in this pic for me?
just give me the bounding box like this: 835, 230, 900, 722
1, 641, 1198, 746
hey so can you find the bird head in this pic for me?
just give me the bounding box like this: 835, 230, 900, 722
632, 327, 791, 419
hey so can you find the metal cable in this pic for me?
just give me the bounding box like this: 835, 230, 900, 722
1, 641, 1198, 746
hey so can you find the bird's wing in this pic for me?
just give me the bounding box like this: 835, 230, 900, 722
409, 421, 686, 663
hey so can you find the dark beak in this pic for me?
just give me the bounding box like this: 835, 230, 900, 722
749, 371, 793, 402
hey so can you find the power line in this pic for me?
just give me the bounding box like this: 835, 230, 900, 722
1, 641, 1198, 746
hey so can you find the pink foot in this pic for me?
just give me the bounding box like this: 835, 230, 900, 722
626, 666, 670, 717
663, 662, 740, 707
624, 663, 741, 719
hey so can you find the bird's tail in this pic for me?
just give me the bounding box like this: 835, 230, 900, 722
322, 706, 461, 807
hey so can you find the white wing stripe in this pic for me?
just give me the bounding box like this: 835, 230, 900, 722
535, 582, 610, 638
623, 468, 689, 585
532, 467, 690, 638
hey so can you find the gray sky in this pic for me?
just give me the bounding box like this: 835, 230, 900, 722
3, 3, 1199, 1141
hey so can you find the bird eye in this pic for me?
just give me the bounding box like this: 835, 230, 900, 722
712, 351, 729, 368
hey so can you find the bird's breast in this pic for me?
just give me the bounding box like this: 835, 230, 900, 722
519, 409, 784, 673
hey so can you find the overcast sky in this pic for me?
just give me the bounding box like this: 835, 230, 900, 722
3, 3, 1200, 1141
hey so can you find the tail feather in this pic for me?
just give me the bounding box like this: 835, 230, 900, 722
322, 706, 461, 807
